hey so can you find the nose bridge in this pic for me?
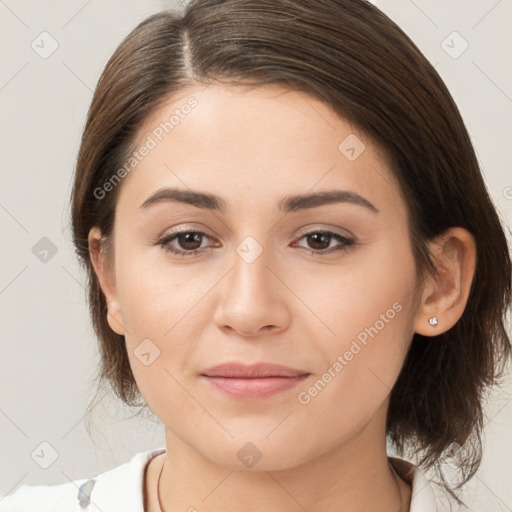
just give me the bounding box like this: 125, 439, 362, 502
213, 232, 290, 335
228, 234, 278, 304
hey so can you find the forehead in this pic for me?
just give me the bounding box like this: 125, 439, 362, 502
116, 83, 403, 218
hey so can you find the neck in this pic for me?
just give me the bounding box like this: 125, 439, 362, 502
149, 405, 411, 512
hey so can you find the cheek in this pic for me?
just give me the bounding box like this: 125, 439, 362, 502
294, 230, 417, 348
293, 297, 414, 452
114, 252, 212, 411
293, 239, 416, 416
114, 242, 202, 335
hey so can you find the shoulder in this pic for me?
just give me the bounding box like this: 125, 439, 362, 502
0, 478, 89, 512
0, 447, 165, 512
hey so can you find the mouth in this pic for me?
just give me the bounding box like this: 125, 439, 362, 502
199, 362, 310, 400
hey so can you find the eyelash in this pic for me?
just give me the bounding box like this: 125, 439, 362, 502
156, 229, 355, 257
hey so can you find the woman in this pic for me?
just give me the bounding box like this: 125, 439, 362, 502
1, 0, 510, 511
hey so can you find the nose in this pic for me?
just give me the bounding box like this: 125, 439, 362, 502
213, 245, 291, 337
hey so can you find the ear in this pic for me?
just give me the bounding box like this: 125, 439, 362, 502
413, 227, 476, 336
88, 227, 126, 336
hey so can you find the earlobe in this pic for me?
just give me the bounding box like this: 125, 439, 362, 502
413, 227, 476, 337
88, 227, 125, 336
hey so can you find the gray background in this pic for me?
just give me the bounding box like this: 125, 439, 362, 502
1, 1, 511, 510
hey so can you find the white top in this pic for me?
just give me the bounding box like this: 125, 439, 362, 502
0, 447, 438, 512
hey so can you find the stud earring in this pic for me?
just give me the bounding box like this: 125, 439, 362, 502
429, 316, 438, 327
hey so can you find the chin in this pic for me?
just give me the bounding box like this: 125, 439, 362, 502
196, 434, 319, 472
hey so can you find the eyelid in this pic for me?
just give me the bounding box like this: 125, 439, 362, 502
151, 223, 215, 243
293, 223, 355, 239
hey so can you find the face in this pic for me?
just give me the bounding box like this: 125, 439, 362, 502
95, 84, 424, 470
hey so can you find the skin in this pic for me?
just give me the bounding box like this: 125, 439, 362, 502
89, 83, 476, 512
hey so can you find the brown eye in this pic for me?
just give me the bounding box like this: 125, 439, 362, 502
158, 231, 212, 256
176, 232, 203, 251
306, 232, 332, 251
157, 229, 355, 258
294, 230, 355, 255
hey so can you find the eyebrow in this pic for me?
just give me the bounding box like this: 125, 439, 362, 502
139, 187, 379, 214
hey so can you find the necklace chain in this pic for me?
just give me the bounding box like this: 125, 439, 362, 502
156, 457, 166, 512
156, 458, 404, 512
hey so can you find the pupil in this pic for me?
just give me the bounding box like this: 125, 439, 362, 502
180, 232, 201, 250
308, 233, 330, 250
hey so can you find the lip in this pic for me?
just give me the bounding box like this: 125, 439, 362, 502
200, 362, 310, 400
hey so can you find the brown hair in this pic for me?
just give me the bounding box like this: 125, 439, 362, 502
70, 0, 511, 504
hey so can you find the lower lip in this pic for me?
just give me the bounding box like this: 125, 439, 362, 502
201, 375, 309, 400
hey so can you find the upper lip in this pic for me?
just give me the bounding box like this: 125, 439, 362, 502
200, 362, 310, 378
